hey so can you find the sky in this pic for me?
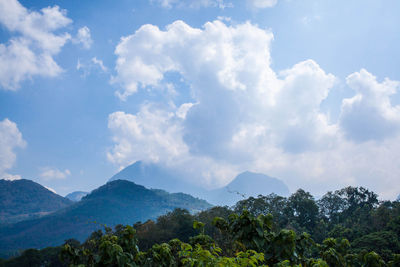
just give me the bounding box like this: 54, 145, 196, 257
1, 0, 400, 199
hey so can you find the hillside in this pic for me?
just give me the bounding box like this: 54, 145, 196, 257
0, 179, 73, 225
0, 180, 211, 258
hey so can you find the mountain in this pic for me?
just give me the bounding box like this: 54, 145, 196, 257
65, 191, 88, 202
110, 162, 290, 206
0, 179, 73, 225
208, 171, 290, 206
0, 180, 211, 258
109, 161, 206, 197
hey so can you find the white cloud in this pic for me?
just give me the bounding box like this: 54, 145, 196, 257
339, 69, 400, 142
73, 26, 93, 49
2, 174, 22, 181
0, 118, 26, 180
0, 0, 72, 90
247, 0, 278, 9
40, 167, 71, 180
107, 105, 188, 165
91, 57, 108, 72
109, 20, 400, 199
76, 57, 108, 77
151, 0, 232, 9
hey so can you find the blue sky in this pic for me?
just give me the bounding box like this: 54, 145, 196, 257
1, 0, 400, 199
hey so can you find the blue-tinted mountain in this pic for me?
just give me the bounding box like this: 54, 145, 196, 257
0, 180, 211, 258
208, 171, 290, 206
65, 191, 88, 202
109, 162, 290, 206
0, 179, 72, 225
109, 161, 206, 197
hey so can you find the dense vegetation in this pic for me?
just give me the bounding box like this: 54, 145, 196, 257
0, 180, 211, 258
0, 179, 72, 225
1, 186, 400, 266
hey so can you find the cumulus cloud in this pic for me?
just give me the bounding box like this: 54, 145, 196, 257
247, 0, 278, 9
73, 26, 93, 49
151, 0, 232, 9
0, 0, 72, 90
0, 118, 26, 180
107, 105, 188, 165
110, 20, 338, 185
109, 19, 400, 198
39, 167, 71, 180
339, 69, 400, 142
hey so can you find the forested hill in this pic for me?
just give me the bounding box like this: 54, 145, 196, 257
0, 180, 211, 258
0, 179, 72, 225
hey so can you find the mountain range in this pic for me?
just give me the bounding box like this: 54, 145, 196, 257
0, 179, 72, 225
109, 161, 290, 206
0, 179, 211, 258
0, 162, 290, 258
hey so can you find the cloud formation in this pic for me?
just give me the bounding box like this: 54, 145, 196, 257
73, 26, 93, 49
0, 118, 26, 180
247, 0, 278, 9
0, 0, 85, 90
340, 69, 400, 142
39, 167, 71, 180
151, 0, 232, 9
109, 20, 400, 198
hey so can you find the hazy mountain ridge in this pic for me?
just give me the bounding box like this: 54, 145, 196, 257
110, 161, 290, 206
109, 161, 204, 197
65, 191, 88, 202
0, 179, 211, 258
208, 171, 290, 206
0, 179, 73, 225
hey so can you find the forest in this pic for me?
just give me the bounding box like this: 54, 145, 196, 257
1, 186, 400, 266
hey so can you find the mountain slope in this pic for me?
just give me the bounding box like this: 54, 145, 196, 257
0, 180, 211, 258
65, 191, 88, 202
208, 171, 290, 206
0, 179, 73, 225
109, 161, 206, 197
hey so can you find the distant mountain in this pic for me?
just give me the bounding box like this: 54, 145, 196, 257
208, 171, 290, 206
0, 179, 73, 225
109, 161, 290, 206
397, 194, 400, 201
65, 191, 88, 202
109, 161, 206, 196
0, 180, 211, 258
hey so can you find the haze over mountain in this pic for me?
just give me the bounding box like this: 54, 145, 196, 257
0, 179, 72, 225
109, 161, 206, 197
0, 179, 211, 258
65, 191, 88, 202
109, 161, 290, 206
208, 171, 290, 206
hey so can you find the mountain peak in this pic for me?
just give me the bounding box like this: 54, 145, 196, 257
208, 171, 290, 206
0, 179, 72, 225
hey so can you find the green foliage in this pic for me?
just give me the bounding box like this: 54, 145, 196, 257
58, 208, 400, 267
4, 186, 400, 266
